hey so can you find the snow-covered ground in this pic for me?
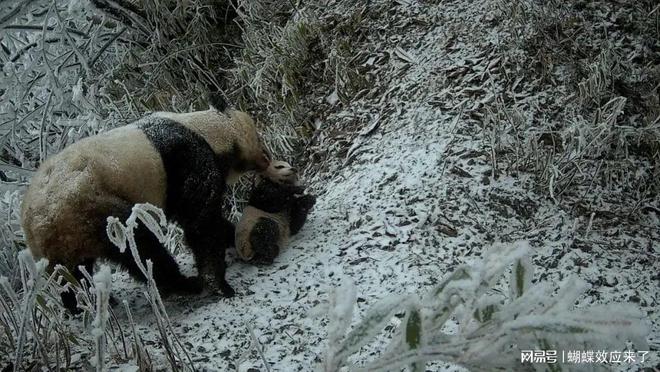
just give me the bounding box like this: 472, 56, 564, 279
99, 1, 658, 370
2, 0, 655, 370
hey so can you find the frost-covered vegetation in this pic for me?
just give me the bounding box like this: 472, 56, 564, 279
491, 0, 660, 218
1, 0, 658, 370
323, 242, 648, 371
0, 204, 195, 370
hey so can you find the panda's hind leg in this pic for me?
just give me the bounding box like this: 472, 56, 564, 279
103, 203, 203, 296
250, 217, 281, 265
58, 259, 94, 315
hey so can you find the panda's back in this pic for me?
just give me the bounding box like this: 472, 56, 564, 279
21, 122, 167, 263
28, 123, 166, 209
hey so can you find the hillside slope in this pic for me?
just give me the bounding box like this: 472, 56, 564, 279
110, 1, 659, 370
1, 0, 657, 370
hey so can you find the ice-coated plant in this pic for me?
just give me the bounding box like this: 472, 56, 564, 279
0, 250, 86, 370
493, 0, 660, 214
230, 1, 321, 157
106, 202, 195, 372
0, 190, 24, 290
323, 242, 649, 372
91, 265, 112, 372
0, 203, 198, 370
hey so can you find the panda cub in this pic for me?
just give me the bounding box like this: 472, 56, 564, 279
235, 161, 316, 264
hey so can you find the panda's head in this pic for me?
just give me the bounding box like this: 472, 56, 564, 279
264, 160, 298, 185
158, 107, 273, 184
219, 110, 272, 184
247, 160, 303, 214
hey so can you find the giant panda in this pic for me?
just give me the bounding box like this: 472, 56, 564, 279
235, 161, 316, 264
21, 97, 271, 312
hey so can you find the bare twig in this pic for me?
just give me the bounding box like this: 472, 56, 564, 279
3, 24, 89, 38
90, 27, 126, 66
248, 325, 272, 372
53, 6, 91, 76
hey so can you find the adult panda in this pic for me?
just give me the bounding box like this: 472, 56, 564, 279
235, 161, 316, 264
21, 96, 270, 312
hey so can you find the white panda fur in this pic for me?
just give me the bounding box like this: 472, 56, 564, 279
155, 109, 269, 184
21, 102, 271, 311
235, 161, 316, 263
22, 124, 164, 260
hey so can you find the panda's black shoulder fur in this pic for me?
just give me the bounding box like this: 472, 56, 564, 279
138, 116, 240, 222
248, 178, 306, 214
138, 115, 239, 296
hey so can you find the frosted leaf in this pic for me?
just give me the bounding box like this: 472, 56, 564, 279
509, 253, 533, 298
328, 293, 413, 370
326, 277, 357, 345
472, 294, 502, 324
129, 203, 182, 247
17, 250, 47, 290
93, 265, 112, 291
423, 265, 471, 305
546, 276, 590, 312
91, 265, 112, 371
133, 203, 167, 226
402, 301, 424, 372
480, 241, 529, 289
404, 306, 422, 350
72, 78, 84, 106
504, 281, 554, 314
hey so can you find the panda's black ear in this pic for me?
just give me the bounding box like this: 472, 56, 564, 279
207, 91, 228, 112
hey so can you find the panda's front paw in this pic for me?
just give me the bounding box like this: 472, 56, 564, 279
160, 276, 204, 296
296, 194, 317, 211
218, 279, 235, 298
288, 184, 306, 195
183, 276, 204, 294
